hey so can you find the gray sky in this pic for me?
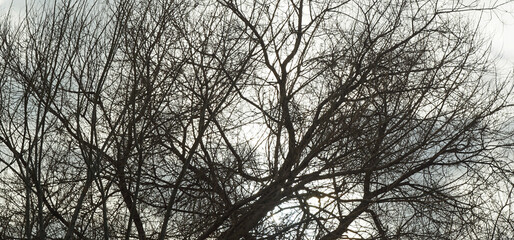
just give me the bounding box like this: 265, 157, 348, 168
480, 2, 514, 69
0, 0, 513, 70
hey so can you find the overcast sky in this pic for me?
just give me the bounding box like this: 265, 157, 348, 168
481, 2, 514, 72
1, 0, 513, 72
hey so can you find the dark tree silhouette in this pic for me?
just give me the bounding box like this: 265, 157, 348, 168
0, 0, 514, 239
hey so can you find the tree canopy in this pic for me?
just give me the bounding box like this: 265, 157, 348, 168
0, 0, 514, 239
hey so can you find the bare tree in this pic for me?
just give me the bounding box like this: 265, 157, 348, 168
0, 0, 513, 239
